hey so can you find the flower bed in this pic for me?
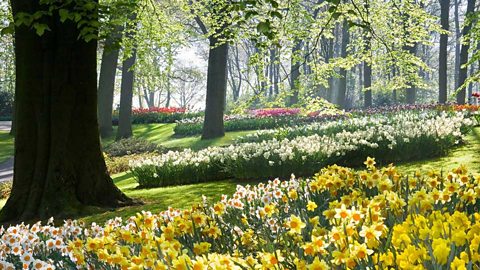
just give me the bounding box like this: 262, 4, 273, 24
112, 107, 203, 125
131, 111, 473, 187
236, 110, 471, 144
173, 108, 348, 136
173, 114, 332, 136
2, 160, 480, 269
248, 107, 301, 117
173, 104, 454, 137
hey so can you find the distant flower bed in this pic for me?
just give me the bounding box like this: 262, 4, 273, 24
132, 111, 473, 187
173, 104, 457, 136
236, 109, 472, 144
174, 110, 346, 136
248, 107, 301, 117
112, 107, 203, 125
2, 161, 480, 269
132, 107, 187, 114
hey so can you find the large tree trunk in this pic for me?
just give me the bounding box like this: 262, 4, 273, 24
456, 0, 476, 104
288, 40, 302, 106
337, 20, 349, 109
202, 37, 228, 140
1, 1, 133, 223
97, 28, 121, 138
438, 0, 449, 104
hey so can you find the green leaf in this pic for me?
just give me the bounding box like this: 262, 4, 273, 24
256, 21, 270, 34
33, 23, 50, 36
0, 25, 14, 36
59, 9, 69, 23
84, 33, 98, 42
32, 11, 44, 20
245, 10, 259, 20
270, 11, 283, 19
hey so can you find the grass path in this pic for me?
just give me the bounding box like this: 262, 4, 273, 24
80, 127, 480, 224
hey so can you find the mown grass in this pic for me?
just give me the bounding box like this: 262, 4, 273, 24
396, 127, 480, 175
0, 131, 14, 164
102, 123, 253, 150
79, 173, 258, 225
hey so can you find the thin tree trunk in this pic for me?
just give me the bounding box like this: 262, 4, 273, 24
97, 27, 121, 138
117, 48, 137, 140
202, 37, 228, 139
337, 20, 349, 109
1, 0, 133, 223
165, 45, 173, 107
456, 0, 476, 104
138, 91, 143, 108
438, 0, 449, 104
405, 44, 418, 104
468, 63, 474, 101
363, 61, 372, 108
454, 0, 461, 89
117, 16, 137, 140
288, 40, 302, 106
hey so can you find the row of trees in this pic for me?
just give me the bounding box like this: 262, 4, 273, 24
92, 0, 480, 139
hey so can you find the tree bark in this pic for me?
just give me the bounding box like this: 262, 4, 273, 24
202, 37, 228, 139
456, 0, 476, 104
454, 0, 461, 89
288, 40, 302, 106
405, 44, 418, 104
1, 1, 133, 223
337, 20, 349, 109
438, 0, 449, 104
363, 61, 372, 108
97, 27, 121, 138
116, 48, 137, 140
117, 16, 137, 140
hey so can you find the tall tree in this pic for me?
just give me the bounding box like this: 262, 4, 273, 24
1, 0, 133, 222
456, 0, 476, 104
454, 0, 461, 89
192, 9, 228, 139
288, 40, 302, 106
202, 37, 228, 139
98, 26, 122, 138
404, 44, 418, 104
363, 60, 372, 108
116, 15, 137, 140
438, 0, 449, 103
337, 20, 349, 109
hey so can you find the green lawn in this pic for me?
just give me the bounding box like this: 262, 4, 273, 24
396, 127, 480, 175
0, 131, 14, 164
79, 173, 257, 225
103, 123, 253, 150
